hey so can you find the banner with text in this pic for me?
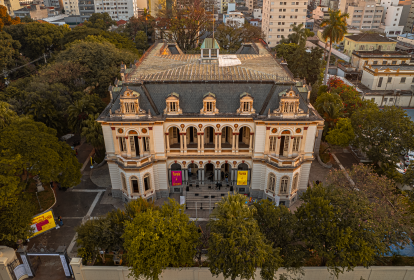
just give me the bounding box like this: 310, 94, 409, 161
237, 171, 248, 185
30, 210, 57, 238
171, 170, 183, 186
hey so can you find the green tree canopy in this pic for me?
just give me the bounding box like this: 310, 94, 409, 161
314, 91, 344, 137
0, 5, 20, 31
55, 40, 136, 97
0, 118, 82, 188
208, 194, 282, 280
4, 22, 70, 59
296, 183, 390, 277
280, 23, 314, 45
326, 117, 355, 147
81, 113, 104, 155
83, 12, 116, 30
215, 23, 264, 53
123, 198, 200, 280
351, 105, 414, 165
0, 31, 21, 70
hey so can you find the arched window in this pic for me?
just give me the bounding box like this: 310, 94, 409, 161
131, 176, 139, 193
268, 173, 276, 192
292, 174, 299, 192
143, 174, 151, 192
279, 176, 289, 194
121, 173, 127, 193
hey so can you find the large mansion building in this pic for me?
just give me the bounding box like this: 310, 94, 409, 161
97, 39, 324, 207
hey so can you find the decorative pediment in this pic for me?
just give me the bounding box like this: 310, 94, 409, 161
164, 92, 182, 115
200, 92, 219, 115
270, 87, 306, 118
237, 92, 256, 115
116, 87, 147, 118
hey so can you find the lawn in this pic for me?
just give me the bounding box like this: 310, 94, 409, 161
26, 178, 56, 214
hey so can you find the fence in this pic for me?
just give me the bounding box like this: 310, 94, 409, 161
69, 258, 414, 280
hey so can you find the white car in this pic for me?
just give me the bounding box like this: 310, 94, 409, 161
404, 151, 414, 160
405, 156, 414, 166
396, 162, 406, 174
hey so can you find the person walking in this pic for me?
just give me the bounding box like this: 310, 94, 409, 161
225, 173, 229, 183
58, 216, 63, 226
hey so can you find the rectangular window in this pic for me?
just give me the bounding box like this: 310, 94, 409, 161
292, 137, 300, 152
389, 98, 394, 103
169, 102, 176, 112
242, 102, 250, 112
206, 102, 213, 112
392, 61, 397, 65
378, 77, 383, 87
143, 137, 150, 151
387, 77, 392, 83
373, 61, 378, 64
382, 61, 387, 65
401, 77, 406, 83
412, 77, 414, 83
119, 137, 126, 152
384, 98, 388, 103
269, 136, 277, 152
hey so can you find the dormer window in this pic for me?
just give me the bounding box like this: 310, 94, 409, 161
164, 92, 182, 115
271, 87, 305, 118
201, 92, 219, 115
119, 88, 145, 118
237, 92, 255, 115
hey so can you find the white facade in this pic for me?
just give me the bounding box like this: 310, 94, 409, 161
94, 0, 138, 20
398, 33, 414, 44
262, 1, 307, 47
361, 65, 414, 91
383, 5, 403, 26
253, 8, 261, 19
347, 1, 384, 30
224, 11, 245, 27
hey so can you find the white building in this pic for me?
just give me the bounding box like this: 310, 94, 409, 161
94, 0, 138, 20
262, 1, 307, 47
224, 11, 245, 27
253, 8, 261, 19
63, 0, 79, 15
97, 39, 324, 207
398, 33, 414, 45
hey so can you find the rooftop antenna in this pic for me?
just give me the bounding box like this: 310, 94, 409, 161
212, 0, 215, 41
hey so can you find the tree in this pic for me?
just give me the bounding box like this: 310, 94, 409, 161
0, 31, 21, 70
68, 95, 97, 134
124, 199, 200, 280
215, 23, 263, 53
320, 10, 349, 85
296, 183, 391, 277
84, 12, 116, 31
0, 118, 81, 189
81, 113, 104, 155
156, 0, 212, 51
0, 101, 17, 129
351, 106, 414, 166
280, 23, 314, 45
0, 5, 20, 31
55, 40, 136, 96
326, 164, 412, 247
0, 194, 35, 246
314, 91, 344, 137
123, 9, 155, 40
135, 31, 148, 51
325, 118, 355, 147
253, 200, 307, 272
4, 22, 70, 59
208, 194, 282, 280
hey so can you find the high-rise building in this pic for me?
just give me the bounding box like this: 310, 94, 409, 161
62, 0, 79, 15
346, 0, 384, 30
403, 0, 414, 33
262, 1, 307, 47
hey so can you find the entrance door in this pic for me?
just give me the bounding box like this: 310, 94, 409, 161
205, 163, 214, 182
283, 136, 289, 156
134, 136, 140, 157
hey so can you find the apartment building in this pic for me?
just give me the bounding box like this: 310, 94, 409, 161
63, 0, 79, 15
262, 1, 307, 47
404, 0, 414, 33
346, 1, 384, 30
312, 5, 329, 20
0, 0, 21, 16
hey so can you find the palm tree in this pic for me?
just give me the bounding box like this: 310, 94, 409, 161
280, 23, 314, 45
68, 95, 96, 134
320, 10, 349, 85
81, 113, 104, 155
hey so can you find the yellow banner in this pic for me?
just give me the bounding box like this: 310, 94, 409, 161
237, 171, 248, 185
30, 210, 57, 238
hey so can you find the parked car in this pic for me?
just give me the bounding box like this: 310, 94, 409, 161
396, 162, 406, 174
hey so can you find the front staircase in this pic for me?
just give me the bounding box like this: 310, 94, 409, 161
185, 183, 233, 210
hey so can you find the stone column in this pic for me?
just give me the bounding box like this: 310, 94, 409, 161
232, 168, 237, 185
275, 136, 281, 157
183, 168, 188, 185
180, 134, 184, 153
148, 127, 154, 154
198, 169, 201, 182
264, 127, 271, 154
201, 133, 205, 153
288, 136, 293, 158
201, 168, 205, 184
183, 133, 187, 154
232, 133, 236, 153
126, 136, 131, 158
218, 133, 222, 152
165, 133, 170, 153
215, 133, 219, 153
300, 127, 308, 153
235, 134, 239, 152
249, 133, 254, 152
69, 258, 84, 280
197, 133, 201, 152
139, 137, 144, 158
